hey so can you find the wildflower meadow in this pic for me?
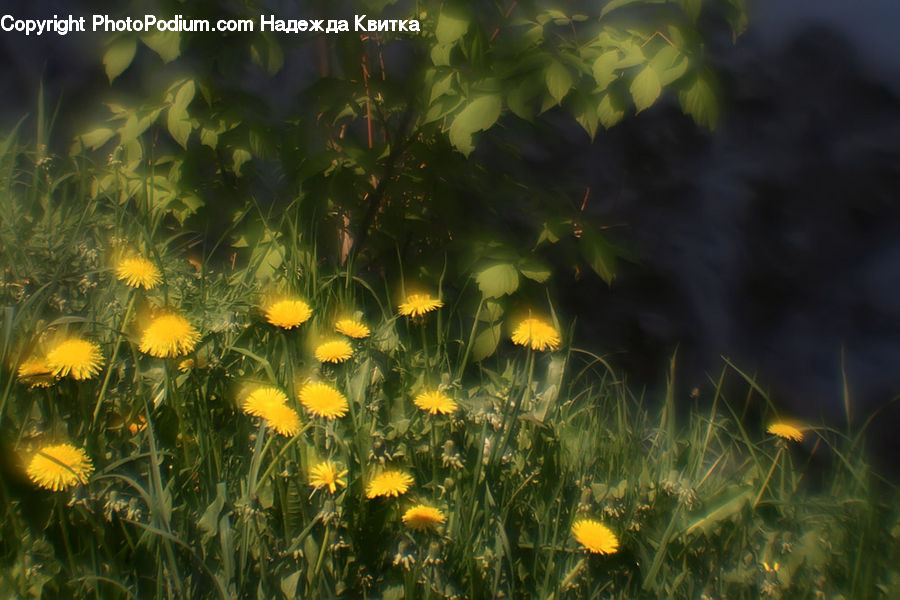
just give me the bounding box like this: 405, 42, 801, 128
1, 126, 897, 598
1, 0, 899, 598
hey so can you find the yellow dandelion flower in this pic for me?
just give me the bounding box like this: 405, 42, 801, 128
45, 338, 104, 380
767, 422, 804, 442
366, 470, 414, 498
265, 299, 312, 329
139, 314, 200, 358
413, 390, 458, 415
242, 386, 289, 418
572, 519, 619, 555
26, 443, 94, 491
309, 461, 348, 493
298, 382, 349, 419
314, 340, 354, 364
402, 505, 446, 531
335, 318, 370, 339
511, 317, 561, 352
17, 357, 55, 388
240, 387, 300, 435
116, 256, 161, 289
398, 293, 443, 318
263, 403, 302, 436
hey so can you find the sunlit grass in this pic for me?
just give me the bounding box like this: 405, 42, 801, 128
0, 132, 897, 600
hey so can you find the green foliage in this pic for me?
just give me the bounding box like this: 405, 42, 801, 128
679, 69, 720, 128
67, 0, 749, 294
5, 2, 888, 597
476, 263, 519, 298
630, 65, 662, 113
102, 37, 137, 83
0, 133, 897, 599
448, 94, 503, 156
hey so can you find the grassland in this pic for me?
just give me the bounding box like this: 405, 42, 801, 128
0, 129, 897, 599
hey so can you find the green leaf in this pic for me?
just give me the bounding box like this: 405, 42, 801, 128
429, 72, 455, 104
119, 109, 161, 145
280, 571, 302, 598
166, 114, 191, 149
448, 94, 502, 155
591, 483, 608, 501
198, 483, 227, 542
436, 8, 469, 44
630, 65, 661, 112
251, 236, 284, 282
167, 80, 195, 148
170, 194, 204, 224
103, 38, 137, 83
232, 148, 252, 173
200, 128, 218, 149
579, 227, 618, 284
684, 487, 752, 537
537, 218, 571, 245
616, 40, 646, 69
571, 93, 599, 139
173, 80, 195, 112
303, 536, 319, 584
544, 8, 570, 22
472, 323, 502, 362
262, 33, 284, 75
545, 61, 573, 104
141, 30, 181, 63
478, 299, 505, 323
382, 585, 405, 600
679, 71, 718, 128
423, 95, 464, 124
723, 0, 748, 37
597, 91, 625, 129
649, 45, 681, 73
592, 50, 619, 91
476, 263, 519, 298
430, 43, 453, 67
249, 128, 275, 159
600, 0, 643, 17
519, 257, 551, 283
77, 127, 115, 150
650, 46, 690, 86
507, 77, 540, 121
658, 56, 689, 86
374, 320, 400, 353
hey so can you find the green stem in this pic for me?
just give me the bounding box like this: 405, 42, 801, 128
753, 445, 784, 509
140, 396, 184, 598
314, 524, 330, 577
253, 425, 312, 495
0, 354, 18, 428
495, 349, 534, 463
247, 423, 271, 497
457, 295, 484, 380
523, 349, 536, 410
431, 420, 439, 487
420, 323, 429, 370
92, 291, 136, 430
344, 369, 369, 474
239, 423, 268, 591
57, 499, 76, 576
